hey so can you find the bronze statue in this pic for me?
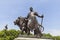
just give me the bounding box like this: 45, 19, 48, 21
14, 7, 44, 38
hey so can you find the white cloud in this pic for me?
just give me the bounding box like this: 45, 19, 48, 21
44, 29, 60, 36
49, 29, 60, 36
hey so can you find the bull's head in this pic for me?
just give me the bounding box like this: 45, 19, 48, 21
14, 18, 20, 25
14, 16, 27, 26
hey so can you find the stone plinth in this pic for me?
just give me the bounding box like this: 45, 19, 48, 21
14, 37, 53, 40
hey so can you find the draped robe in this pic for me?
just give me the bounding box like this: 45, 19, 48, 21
27, 12, 39, 31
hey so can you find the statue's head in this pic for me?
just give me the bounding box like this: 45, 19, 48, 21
30, 7, 33, 12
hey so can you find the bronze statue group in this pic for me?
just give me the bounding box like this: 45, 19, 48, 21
14, 7, 44, 38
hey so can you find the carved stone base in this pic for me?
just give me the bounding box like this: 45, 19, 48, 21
14, 37, 53, 40
14, 35, 53, 40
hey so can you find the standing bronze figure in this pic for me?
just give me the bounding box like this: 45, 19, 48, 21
26, 7, 44, 37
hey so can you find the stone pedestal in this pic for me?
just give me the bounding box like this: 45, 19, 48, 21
14, 35, 53, 40
14, 37, 53, 40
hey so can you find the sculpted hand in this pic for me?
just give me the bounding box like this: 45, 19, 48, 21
41, 15, 44, 18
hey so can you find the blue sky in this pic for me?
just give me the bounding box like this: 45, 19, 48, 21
0, 0, 60, 36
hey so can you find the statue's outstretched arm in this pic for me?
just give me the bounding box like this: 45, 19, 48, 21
34, 12, 43, 18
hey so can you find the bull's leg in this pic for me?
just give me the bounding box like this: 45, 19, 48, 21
34, 28, 43, 38
27, 28, 30, 35
24, 26, 28, 33
38, 28, 43, 38
34, 29, 39, 37
34, 29, 37, 35
34, 29, 38, 38
27, 25, 30, 35
19, 27, 23, 35
39, 31, 43, 38
21, 27, 24, 35
22, 27, 27, 34
25, 29, 27, 33
21, 30, 24, 35
21, 27, 28, 35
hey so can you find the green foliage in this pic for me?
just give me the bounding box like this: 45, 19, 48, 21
6, 36, 15, 40
0, 38, 6, 40
0, 29, 20, 40
0, 29, 60, 40
0, 30, 6, 38
52, 36, 60, 40
7, 29, 20, 37
43, 33, 52, 38
43, 33, 60, 40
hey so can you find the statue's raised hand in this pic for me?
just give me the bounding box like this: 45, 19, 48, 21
41, 14, 44, 18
